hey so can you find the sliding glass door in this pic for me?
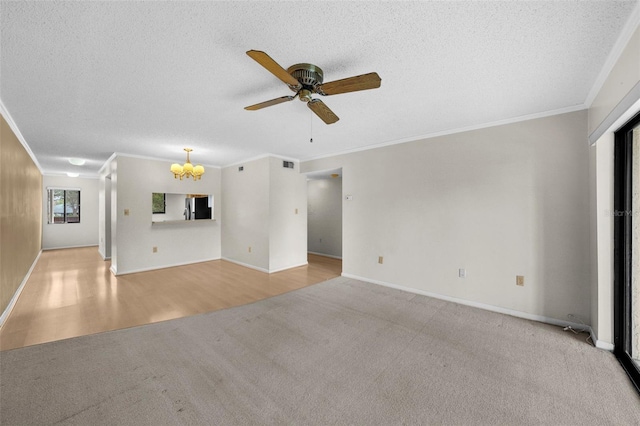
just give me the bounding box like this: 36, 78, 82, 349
614, 111, 640, 392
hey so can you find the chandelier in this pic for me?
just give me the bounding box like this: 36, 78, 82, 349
170, 148, 205, 181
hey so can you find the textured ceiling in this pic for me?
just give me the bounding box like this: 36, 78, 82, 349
1, 1, 638, 176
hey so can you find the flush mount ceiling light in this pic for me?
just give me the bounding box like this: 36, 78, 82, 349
66, 172, 79, 178
170, 148, 205, 181
68, 158, 86, 166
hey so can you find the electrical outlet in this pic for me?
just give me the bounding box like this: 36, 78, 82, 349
152, 247, 158, 253
378, 256, 384, 264
516, 275, 524, 286
248, 246, 252, 253
295, 208, 298, 214
459, 268, 466, 278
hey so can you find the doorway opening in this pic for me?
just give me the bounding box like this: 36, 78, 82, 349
305, 168, 343, 271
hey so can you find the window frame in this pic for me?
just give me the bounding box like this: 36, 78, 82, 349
613, 110, 640, 393
47, 188, 81, 224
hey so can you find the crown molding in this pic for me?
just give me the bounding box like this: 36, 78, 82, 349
585, 1, 640, 107
302, 104, 587, 163
223, 153, 300, 169
0, 99, 44, 174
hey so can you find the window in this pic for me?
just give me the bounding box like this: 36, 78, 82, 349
47, 188, 80, 224
152, 193, 166, 214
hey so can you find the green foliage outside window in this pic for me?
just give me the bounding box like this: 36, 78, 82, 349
152, 193, 166, 214
47, 189, 80, 224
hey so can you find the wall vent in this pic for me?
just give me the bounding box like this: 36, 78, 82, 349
283, 161, 294, 169
238, 166, 244, 172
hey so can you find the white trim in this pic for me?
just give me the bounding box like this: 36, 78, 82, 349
45, 186, 82, 191
220, 257, 308, 273
302, 105, 587, 162
342, 273, 610, 349
595, 339, 615, 351
221, 257, 269, 273
110, 265, 117, 275
0, 250, 42, 328
269, 262, 308, 273
42, 244, 99, 251
308, 251, 342, 260
113, 257, 221, 276
43, 173, 99, 180
98, 152, 118, 175
0, 99, 44, 174
589, 82, 640, 145
585, 2, 640, 107
224, 153, 300, 169
102, 152, 221, 172
98, 246, 112, 261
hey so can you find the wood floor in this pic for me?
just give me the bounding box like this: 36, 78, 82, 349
0, 247, 342, 351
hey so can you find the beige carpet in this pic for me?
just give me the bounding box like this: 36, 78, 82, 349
1, 277, 639, 425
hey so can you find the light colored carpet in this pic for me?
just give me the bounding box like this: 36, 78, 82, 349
1, 277, 639, 425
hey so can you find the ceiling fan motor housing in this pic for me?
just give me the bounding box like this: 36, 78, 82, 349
287, 63, 324, 93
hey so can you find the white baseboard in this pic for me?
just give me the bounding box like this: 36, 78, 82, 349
595, 338, 615, 351
0, 250, 42, 328
114, 257, 222, 276
342, 273, 612, 350
42, 244, 99, 251
308, 251, 342, 260
221, 257, 307, 274
270, 262, 308, 273
222, 257, 269, 273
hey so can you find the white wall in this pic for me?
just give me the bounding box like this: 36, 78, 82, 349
307, 177, 342, 258
589, 25, 640, 139
221, 157, 270, 271
269, 157, 307, 272
589, 21, 640, 348
104, 155, 221, 275
42, 175, 99, 250
98, 173, 113, 260
302, 110, 590, 323
221, 156, 307, 273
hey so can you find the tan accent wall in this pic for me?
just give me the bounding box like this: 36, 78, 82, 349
0, 114, 42, 315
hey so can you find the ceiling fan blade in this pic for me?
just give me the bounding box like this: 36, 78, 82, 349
307, 99, 339, 125
318, 72, 381, 95
246, 50, 302, 90
244, 96, 296, 111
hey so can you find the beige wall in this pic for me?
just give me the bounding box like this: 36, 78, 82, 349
103, 155, 221, 275
303, 110, 590, 323
589, 21, 640, 348
0, 114, 42, 315
589, 25, 640, 141
42, 175, 99, 250
268, 157, 307, 272
221, 156, 307, 273
222, 157, 271, 271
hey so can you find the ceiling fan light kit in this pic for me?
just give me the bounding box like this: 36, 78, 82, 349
244, 50, 381, 125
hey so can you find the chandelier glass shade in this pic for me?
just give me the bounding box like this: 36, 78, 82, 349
171, 148, 205, 181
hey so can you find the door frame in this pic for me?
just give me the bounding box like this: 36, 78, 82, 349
613, 110, 640, 392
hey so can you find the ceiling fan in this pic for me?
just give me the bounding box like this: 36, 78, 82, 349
244, 50, 381, 125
